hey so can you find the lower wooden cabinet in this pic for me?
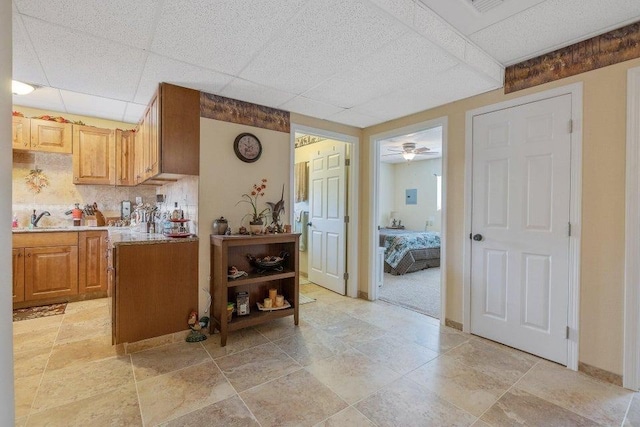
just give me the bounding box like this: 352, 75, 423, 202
12, 248, 24, 303
24, 245, 78, 301
78, 231, 108, 293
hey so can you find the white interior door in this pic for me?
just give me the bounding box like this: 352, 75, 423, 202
308, 142, 347, 294
471, 94, 572, 365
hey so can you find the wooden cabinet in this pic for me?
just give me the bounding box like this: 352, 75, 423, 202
73, 125, 115, 185
78, 231, 108, 294
30, 118, 72, 153
116, 129, 136, 186
210, 234, 299, 346
25, 245, 79, 301
113, 240, 198, 344
12, 248, 25, 303
12, 116, 30, 150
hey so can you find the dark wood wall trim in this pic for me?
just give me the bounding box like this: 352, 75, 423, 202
505, 21, 640, 94
200, 92, 290, 133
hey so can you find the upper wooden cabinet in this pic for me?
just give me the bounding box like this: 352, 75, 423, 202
135, 83, 200, 183
12, 116, 30, 150
116, 129, 136, 186
30, 118, 73, 153
73, 125, 115, 185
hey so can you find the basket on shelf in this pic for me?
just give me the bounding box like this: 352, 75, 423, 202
246, 251, 289, 273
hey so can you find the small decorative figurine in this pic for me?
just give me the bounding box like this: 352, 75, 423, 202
186, 310, 207, 342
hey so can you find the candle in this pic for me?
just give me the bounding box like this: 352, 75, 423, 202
275, 295, 284, 307
269, 288, 277, 305
263, 298, 273, 308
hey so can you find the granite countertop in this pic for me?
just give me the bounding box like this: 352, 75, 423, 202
12, 226, 198, 246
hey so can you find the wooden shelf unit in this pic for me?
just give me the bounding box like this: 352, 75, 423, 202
210, 233, 300, 346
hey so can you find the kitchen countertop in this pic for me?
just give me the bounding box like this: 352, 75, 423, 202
12, 226, 198, 246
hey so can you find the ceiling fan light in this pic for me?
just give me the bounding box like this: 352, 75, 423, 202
402, 152, 416, 161
12, 80, 35, 95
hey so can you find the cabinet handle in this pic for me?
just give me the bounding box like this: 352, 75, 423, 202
27, 253, 31, 257
17, 253, 21, 258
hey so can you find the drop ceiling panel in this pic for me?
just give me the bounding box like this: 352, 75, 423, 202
414, 3, 468, 60
302, 32, 459, 108
134, 54, 234, 105
240, 0, 407, 94
13, 0, 158, 49
22, 17, 146, 102
470, 0, 640, 64
464, 42, 503, 82
123, 103, 146, 125
219, 78, 297, 109
150, 0, 308, 75
327, 109, 382, 129
280, 96, 344, 120
60, 90, 128, 122
368, 0, 416, 27
12, 15, 48, 86
13, 87, 65, 112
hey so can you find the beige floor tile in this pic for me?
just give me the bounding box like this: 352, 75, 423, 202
306, 348, 402, 404
517, 361, 634, 425
355, 335, 438, 375
13, 327, 58, 353
625, 393, 640, 426
12, 315, 63, 335
346, 301, 410, 331
471, 420, 491, 427
54, 316, 111, 345
215, 342, 301, 392
160, 395, 259, 427
64, 298, 108, 315
14, 372, 41, 418
321, 318, 387, 346
355, 379, 477, 426
482, 388, 599, 426
302, 302, 356, 329
131, 341, 210, 381
409, 355, 513, 417
444, 339, 536, 383
252, 317, 311, 341
47, 336, 123, 371
241, 369, 347, 427
26, 383, 142, 427
125, 333, 175, 354
137, 360, 235, 426
273, 327, 351, 366
396, 322, 470, 353
14, 417, 27, 427
314, 406, 375, 427
203, 328, 269, 359
61, 303, 110, 324
31, 356, 133, 412
13, 347, 50, 380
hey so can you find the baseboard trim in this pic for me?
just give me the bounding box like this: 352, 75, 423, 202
578, 362, 623, 387
445, 318, 463, 331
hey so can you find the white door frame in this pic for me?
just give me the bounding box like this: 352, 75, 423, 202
290, 123, 359, 298
369, 117, 448, 325
624, 66, 640, 390
463, 82, 583, 370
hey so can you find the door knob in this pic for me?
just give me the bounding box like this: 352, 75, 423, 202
473, 234, 483, 241
307, 222, 312, 227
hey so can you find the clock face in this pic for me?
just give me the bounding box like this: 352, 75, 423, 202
234, 133, 262, 163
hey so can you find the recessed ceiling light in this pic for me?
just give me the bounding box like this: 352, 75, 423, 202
12, 80, 35, 95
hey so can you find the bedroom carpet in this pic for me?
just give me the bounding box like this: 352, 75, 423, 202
378, 267, 440, 319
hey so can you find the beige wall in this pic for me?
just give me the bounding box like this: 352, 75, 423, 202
360, 57, 640, 375
379, 162, 394, 227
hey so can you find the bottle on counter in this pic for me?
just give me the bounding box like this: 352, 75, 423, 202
171, 202, 182, 220
12, 213, 18, 228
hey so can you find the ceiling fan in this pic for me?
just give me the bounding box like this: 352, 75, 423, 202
383, 142, 439, 161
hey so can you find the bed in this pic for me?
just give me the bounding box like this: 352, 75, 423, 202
379, 229, 441, 275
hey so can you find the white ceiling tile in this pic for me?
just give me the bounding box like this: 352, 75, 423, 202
327, 109, 382, 128
123, 103, 146, 124
240, 0, 407, 94
470, 0, 640, 64
220, 79, 297, 109
12, 15, 48, 86
60, 90, 127, 122
464, 42, 503, 83
303, 32, 458, 108
414, 3, 467, 60
368, 0, 416, 26
134, 54, 234, 105
280, 96, 344, 120
22, 16, 146, 102
151, 0, 308, 75
13, 87, 65, 112
14, 0, 158, 49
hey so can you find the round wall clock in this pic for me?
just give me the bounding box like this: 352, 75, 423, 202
233, 133, 262, 163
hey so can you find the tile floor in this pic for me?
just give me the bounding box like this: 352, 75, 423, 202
12, 284, 640, 426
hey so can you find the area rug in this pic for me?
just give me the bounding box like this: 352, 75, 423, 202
299, 293, 316, 305
13, 302, 67, 322
378, 268, 440, 319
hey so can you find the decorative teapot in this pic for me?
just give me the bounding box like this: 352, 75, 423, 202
212, 216, 228, 235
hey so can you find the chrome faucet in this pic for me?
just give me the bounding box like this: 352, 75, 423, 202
31, 210, 50, 227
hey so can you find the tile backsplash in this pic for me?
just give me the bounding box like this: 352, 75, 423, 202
156, 176, 199, 236
12, 151, 156, 228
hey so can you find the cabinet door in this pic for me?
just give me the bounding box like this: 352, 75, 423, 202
116, 129, 136, 186
78, 231, 107, 294
30, 119, 72, 153
147, 94, 160, 179
25, 246, 78, 301
73, 125, 115, 185
12, 116, 30, 150
12, 248, 25, 303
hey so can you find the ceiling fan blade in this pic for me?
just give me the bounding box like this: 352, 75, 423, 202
414, 147, 431, 153
386, 148, 405, 153
416, 151, 440, 155
381, 153, 401, 157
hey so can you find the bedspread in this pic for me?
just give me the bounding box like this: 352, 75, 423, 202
382, 231, 441, 269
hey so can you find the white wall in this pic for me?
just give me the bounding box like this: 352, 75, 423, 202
378, 162, 395, 227
1, 0, 15, 421
392, 158, 442, 231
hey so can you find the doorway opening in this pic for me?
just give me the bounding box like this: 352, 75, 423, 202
370, 118, 448, 323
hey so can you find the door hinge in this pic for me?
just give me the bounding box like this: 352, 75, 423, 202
566, 326, 570, 339
568, 119, 573, 134
345, 215, 349, 223
345, 158, 351, 166
568, 222, 572, 237
343, 272, 349, 280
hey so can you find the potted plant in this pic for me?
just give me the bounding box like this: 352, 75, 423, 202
237, 179, 270, 234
